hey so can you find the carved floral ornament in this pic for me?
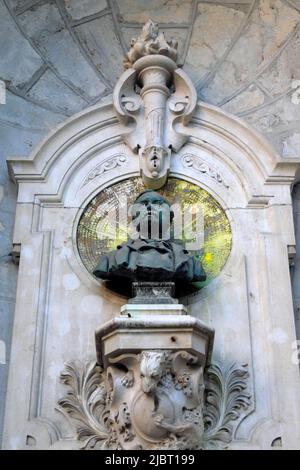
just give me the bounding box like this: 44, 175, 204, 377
81, 154, 128, 187
181, 154, 230, 190
113, 19, 197, 189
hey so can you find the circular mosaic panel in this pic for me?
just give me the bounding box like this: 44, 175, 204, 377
76, 177, 232, 289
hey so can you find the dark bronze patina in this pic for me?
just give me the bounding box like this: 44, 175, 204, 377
93, 190, 206, 285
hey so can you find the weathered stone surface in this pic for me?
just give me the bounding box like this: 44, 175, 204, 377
185, 4, 245, 85
116, 0, 193, 23
257, 30, 300, 96
75, 15, 124, 83
27, 69, 87, 115
0, 155, 18, 448
0, 300, 15, 446
0, 91, 66, 134
1, 0, 300, 452
64, 0, 107, 20
292, 184, 300, 340
18, 1, 107, 100
0, 2, 43, 87
95, 314, 214, 367
241, 94, 300, 156
282, 133, 300, 158
222, 85, 265, 114
201, 0, 300, 104
129, 282, 178, 304
2, 89, 300, 450
121, 26, 187, 63
0, 85, 65, 447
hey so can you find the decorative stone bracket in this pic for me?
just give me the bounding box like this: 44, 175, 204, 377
57, 285, 251, 450
113, 19, 197, 189
58, 359, 251, 450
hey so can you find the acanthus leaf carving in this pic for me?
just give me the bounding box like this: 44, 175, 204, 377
58, 358, 251, 450
57, 361, 111, 450
203, 363, 252, 449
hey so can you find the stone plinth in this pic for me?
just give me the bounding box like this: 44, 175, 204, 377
95, 313, 214, 368
121, 303, 186, 316
129, 282, 178, 304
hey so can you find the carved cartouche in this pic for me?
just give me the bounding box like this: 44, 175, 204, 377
93, 190, 206, 284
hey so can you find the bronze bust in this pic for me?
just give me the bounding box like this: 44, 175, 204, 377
93, 190, 206, 283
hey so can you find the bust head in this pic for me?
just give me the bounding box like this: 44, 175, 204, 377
93, 189, 206, 287
131, 190, 174, 240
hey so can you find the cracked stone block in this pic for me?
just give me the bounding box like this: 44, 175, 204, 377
201, 0, 300, 104
27, 69, 88, 115
184, 4, 245, 86
222, 85, 265, 114
0, 255, 18, 299
18, 2, 107, 100
116, 0, 193, 24
0, 208, 16, 267
64, 0, 107, 20
292, 205, 300, 318
0, 2, 43, 87
75, 15, 124, 83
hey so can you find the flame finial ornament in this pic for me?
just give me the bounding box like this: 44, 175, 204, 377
124, 19, 178, 69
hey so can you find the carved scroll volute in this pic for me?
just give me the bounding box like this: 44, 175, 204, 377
113, 19, 197, 189
167, 68, 197, 148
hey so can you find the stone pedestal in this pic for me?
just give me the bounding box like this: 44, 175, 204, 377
129, 282, 178, 304
92, 292, 214, 449
95, 310, 214, 368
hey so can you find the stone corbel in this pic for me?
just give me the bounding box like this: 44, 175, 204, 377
113, 19, 197, 189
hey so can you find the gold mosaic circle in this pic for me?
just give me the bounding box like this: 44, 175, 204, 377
76, 177, 232, 288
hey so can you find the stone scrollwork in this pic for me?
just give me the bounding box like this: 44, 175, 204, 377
58, 358, 251, 450
113, 20, 197, 189
82, 154, 128, 187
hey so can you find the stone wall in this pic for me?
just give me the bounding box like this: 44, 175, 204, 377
292, 183, 300, 340
1, 0, 300, 447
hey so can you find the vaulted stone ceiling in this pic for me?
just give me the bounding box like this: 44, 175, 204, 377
0, 0, 300, 160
